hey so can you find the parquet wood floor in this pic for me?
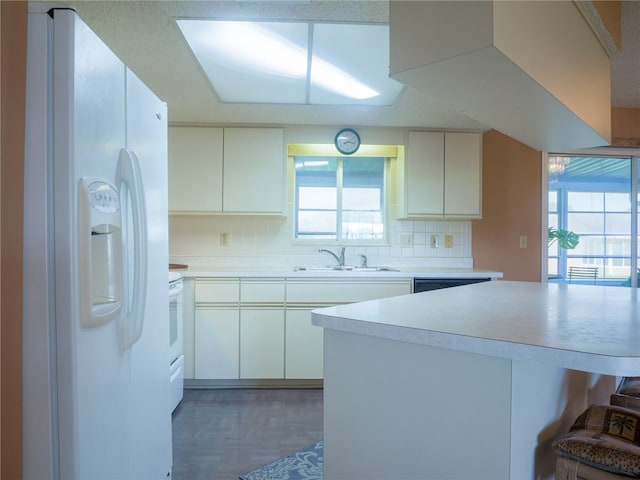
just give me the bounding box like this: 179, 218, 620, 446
171, 388, 324, 480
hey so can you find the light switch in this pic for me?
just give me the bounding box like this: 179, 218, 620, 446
519, 235, 528, 249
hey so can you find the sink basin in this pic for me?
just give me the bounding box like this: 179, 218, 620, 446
293, 266, 399, 272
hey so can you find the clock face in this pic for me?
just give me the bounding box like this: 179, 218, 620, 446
335, 128, 360, 155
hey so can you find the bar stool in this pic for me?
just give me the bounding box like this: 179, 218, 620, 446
552, 404, 640, 480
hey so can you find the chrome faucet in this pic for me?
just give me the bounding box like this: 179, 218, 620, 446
360, 254, 368, 268
319, 247, 345, 266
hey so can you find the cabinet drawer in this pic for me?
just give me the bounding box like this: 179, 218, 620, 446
286, 280, 412, 304
195, 279, 240, 303
240, 279, 285, 303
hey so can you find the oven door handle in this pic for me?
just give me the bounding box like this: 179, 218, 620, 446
169, 281, 184, 297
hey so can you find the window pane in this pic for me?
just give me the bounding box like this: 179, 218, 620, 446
605, 192, 631, 212
343, 187, 380, 210
548, 191, 558, 212
548, 258, 558, 276
568, 213, 604, 233
298, 211, 336, 237
568, 192, 603, 211
607, 236, 631, 256
298, 187, 337, 209
571, 236, 604, 256
605, 213, 631, 235
343, 157, 384, 187
342, 210, 384, 240
342, 157, 385, 241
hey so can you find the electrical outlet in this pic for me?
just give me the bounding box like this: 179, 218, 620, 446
220, 232, 229, 247
430, 235, 439, 248
444, 234, 454, 248
400, 233, 414, 247
519, 235, 528, 249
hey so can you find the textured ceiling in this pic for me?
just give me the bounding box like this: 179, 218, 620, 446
53, 1, 639, 129
611, 1, 640, 108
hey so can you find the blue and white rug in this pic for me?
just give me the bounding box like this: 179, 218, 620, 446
239, 441, 323, 480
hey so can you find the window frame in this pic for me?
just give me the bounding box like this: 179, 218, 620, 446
288, 144, 397, 246
546, 154, 639, 286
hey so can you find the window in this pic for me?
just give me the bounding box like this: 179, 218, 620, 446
294, 156, 386, 242
548, 155, 635, 286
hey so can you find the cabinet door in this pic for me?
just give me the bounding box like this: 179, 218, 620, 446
240, 308, 285, 379
168, 126, 223, 213
223, 128, 285, 214
406, 131, 445, 216
444, 132, 482, 217
285, 308, 323, 379
194, 307, 239, 379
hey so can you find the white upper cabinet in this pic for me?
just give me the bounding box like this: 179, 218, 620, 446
404, 131, 481, 219
168, 126, 285, 215
223, 128, 285, 215
443, 132, 482, 217
168, 126, 223, 213
406, 131, 444, 217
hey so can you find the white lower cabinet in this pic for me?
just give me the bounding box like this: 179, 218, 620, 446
192, 277, 412, 381
285, 308, 324, 379
195, 307, 239, 379
240, 308, 285, 379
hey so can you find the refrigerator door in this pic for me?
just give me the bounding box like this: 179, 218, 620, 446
125, 68, 172, 479
52, 11, 133, 479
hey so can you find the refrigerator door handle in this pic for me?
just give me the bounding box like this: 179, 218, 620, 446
117, 148, 148, 349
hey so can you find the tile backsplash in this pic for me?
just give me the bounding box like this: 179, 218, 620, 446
169, 216, 473, 269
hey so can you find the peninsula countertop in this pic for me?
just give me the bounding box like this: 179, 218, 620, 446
312, 280, 640, 377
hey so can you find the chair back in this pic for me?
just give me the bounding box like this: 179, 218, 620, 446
568, 266, 598, 284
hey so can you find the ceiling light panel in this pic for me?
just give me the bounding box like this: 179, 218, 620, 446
177, 19, 403, 106
310, 24, 404, 105
178, 20, 309, 103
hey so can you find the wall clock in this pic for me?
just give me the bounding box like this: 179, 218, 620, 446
335, 128, 360, 155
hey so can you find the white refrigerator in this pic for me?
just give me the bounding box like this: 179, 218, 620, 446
23, 6, 172, 479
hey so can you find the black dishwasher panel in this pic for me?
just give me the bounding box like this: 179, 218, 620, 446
413, 277, 491, 293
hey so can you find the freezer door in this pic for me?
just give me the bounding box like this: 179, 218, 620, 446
25, 8, 173, 479
50, 10, 134, 480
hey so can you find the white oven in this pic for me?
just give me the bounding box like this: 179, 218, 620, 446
169, 272, 184, 412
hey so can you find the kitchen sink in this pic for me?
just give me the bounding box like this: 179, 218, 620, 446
293, 266, 399, 272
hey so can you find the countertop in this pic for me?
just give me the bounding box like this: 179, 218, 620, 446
312, 281, 640, 376
173, 266, 503, 279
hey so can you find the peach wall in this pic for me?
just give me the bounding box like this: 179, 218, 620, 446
472, 130, 542, 282
593, 0, 622, 50
611, 107, 640, 146
1, 2, 26, 478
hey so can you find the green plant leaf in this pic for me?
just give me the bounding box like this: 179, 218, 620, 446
548, 227, 580, 250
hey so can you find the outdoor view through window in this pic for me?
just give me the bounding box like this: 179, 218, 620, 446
294, 156, 385, 242
548, 155, 640, 287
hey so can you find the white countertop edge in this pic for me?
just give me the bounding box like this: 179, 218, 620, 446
176, 269, 503, 279
311, 313, 640, 377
